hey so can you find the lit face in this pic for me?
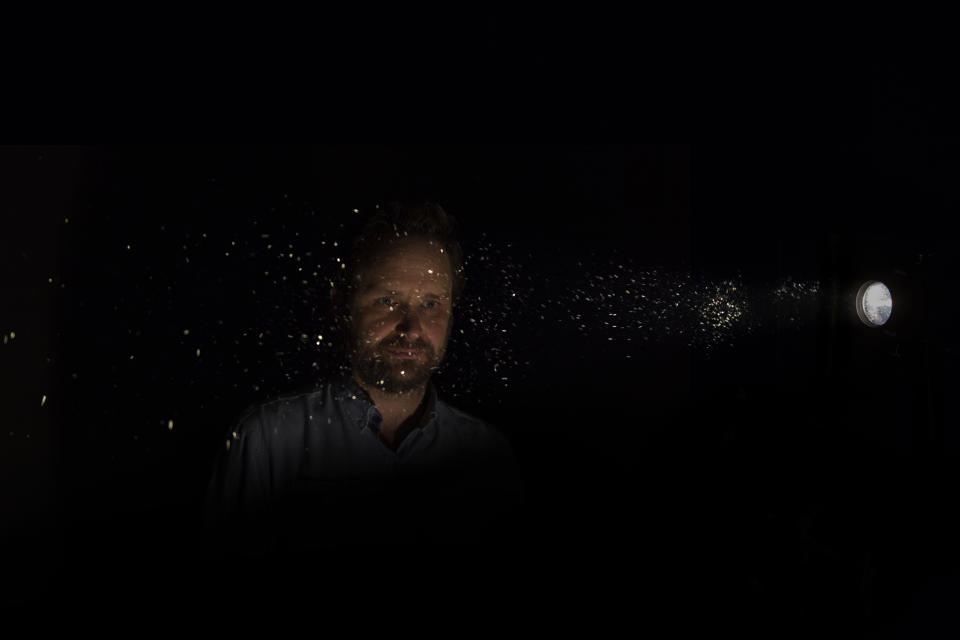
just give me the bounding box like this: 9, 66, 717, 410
345, 237, 454, 394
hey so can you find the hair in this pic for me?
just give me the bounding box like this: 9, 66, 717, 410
338, 201, 466, 309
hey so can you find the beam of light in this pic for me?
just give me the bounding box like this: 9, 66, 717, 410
107, 198, 829, 434
223, 219, 819, 403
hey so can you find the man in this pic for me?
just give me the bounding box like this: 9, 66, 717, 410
203, 202, 523, 554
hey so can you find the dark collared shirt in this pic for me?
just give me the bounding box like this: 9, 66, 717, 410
204, 374, 522, 550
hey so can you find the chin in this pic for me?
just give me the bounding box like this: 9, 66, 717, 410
376, 375, 428, 394
355, 359, 430, 392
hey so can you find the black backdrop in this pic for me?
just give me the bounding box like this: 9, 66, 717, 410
2, 136, 959, 633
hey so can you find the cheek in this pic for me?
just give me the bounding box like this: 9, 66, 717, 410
351, 315, 386, 341
361, 321, 388, 339
430, 317, 451, 340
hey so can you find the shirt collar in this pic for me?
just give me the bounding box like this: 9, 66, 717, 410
333, 374, 439, 433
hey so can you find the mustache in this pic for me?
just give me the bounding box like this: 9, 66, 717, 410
382, 343, 429, 351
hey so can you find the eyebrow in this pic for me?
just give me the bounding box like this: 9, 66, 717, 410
363, 287, 448, 299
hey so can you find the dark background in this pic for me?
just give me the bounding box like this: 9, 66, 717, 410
2, 81, 960, 633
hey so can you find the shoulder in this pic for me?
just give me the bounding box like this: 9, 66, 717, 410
229, 383, 329, 439
442, 402, 515, 460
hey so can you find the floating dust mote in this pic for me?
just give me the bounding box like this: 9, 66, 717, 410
121, 204, 823, 427
560, 256, 756, 354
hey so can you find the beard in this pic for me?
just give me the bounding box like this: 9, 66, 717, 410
349, 332, 447, 395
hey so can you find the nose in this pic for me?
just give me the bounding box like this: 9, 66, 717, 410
393, 306, 424, 343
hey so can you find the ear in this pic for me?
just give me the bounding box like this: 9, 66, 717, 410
444, 308, 455, 342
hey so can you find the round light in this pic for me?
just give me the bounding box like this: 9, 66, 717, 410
855, 280, 893, 327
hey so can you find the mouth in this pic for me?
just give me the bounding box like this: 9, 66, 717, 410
386, 348, 423, 359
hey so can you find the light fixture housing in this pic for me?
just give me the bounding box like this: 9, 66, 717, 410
855, 280, 893, 327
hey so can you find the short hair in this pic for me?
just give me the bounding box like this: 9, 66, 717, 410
340, 201, 466, 308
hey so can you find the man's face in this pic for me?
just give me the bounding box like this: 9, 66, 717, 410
345, 237, 454, 394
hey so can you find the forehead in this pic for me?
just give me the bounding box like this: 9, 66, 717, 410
355, 238, 452, 292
